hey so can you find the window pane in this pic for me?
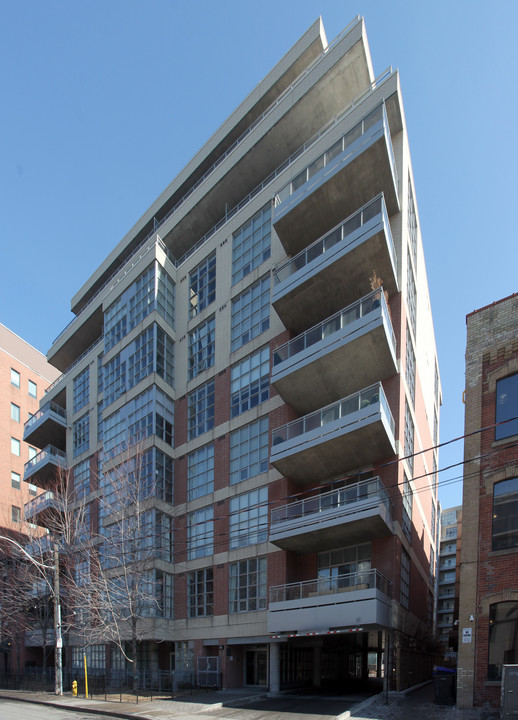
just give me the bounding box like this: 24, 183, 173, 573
11, 437, 20, 456
11, 369, 20, 387
28, 380, 37, 397
496, 374, 518, 440
10, 403, 20, 422
493, 477, 518, 551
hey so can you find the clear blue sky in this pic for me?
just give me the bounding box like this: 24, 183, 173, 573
1, 0, 517, 509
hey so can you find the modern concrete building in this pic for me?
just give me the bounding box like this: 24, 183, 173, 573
436, 506, 461, 658
25, 16, 441, 691
0, 323, 60, 671
457, 293, 518, 709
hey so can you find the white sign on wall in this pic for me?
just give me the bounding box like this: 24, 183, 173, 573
462, 628, 472, 644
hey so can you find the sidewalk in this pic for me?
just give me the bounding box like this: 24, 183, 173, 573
0, 684, 501, 720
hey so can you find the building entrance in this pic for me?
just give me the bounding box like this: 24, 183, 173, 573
246, 646, 267, 685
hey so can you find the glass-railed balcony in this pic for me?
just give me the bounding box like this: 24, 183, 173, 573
270, 383, 396, 483
24, 400, 67, 451
269, 476, 393, 553
24, 491, 60, 528
272, 289, 397, 414
272, 194, 397, 333
268, 569, 392, 634
273, 103, 399, 255
24, 445, 66, 489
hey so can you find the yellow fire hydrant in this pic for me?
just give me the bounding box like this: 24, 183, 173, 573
72, 680, 78, 697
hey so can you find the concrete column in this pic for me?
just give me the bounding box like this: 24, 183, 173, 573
312, 646, 322, 687
269, 642, 280, 694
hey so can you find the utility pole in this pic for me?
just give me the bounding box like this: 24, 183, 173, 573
53, 539, 63, 695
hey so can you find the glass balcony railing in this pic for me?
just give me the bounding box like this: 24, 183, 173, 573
24, 401, 66, 433
270, 568, 391, 604
274, 103, 397, 208
273, 288, 395, 367
272, 382, 394, 446
274, 194, 394, 285
24, 445, 66, 474
271, 476, 390, 526
24, 491, 57, 521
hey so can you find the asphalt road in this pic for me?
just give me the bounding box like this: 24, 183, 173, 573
0, 698, 125, 720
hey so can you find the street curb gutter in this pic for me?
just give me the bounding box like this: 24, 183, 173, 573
0, 693, 153, 720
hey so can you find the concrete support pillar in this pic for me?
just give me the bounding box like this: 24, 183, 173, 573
269, 642, 280, 694
312, 646, 322, 687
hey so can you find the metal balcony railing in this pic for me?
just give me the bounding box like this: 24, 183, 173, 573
273, 194, 394, 285
274, 103, 397, 207
24, 401, 66, 433
272, 288, 395, 366
270, 568, 391, 604
271, 476, 390, 526
24, 491, 58, 521
271, 382, 394, 446
24, 445, 66, 474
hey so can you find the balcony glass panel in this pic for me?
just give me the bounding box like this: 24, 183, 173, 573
272, 382, 394, 445
274, 104, 396, 209
271, 476, 389, 526
273, 289, 395, 366
24, 401, 66, 433
274, 194, 395, 285
270, 568, 391, 604
24, 491, 56, 521
24, 445, 66, 474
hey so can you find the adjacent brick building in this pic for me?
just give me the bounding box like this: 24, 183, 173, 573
25, 16, 441, 690
0, 323, 60, 671
457, 293, 518, 708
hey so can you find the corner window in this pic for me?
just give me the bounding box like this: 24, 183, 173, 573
493, 477, 518, 551
496, 374, 518, 440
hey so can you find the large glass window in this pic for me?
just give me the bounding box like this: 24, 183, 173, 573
229, 556, 267, 613
188, 380, 215, 440
402, 475, 412, 541
406, 251, 416, 336
406, 327, 415, 407
189, 252, 216, 318
231, 347, 269, 418
496, 374, 518, 440
230, 416, 269, 485
187, 506, 213, 560
188, 316, 215, 380
188, 568, 213, 617
229, 487, 268, 549
404, 401, 414, 475
231, 275, 270, 351
128, 326, 154, 389
401, 548, 410, 608
232, 204, 271, 285
73, 413, 90, 457
73, 460, 90, 499
489, 602, 518, 680
407, 178, 418, 267
317, 543, 371, 591
104, 264, 160, 352
493, 477, 518, 551
103, 387, 174, 458
187, 443, 214, 501
157, 265, 175, 329
73, 367, 90, 413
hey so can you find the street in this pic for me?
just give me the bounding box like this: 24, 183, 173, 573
0, 698, 126, 720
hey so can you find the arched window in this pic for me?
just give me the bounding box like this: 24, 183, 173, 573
488, 602, 518, 680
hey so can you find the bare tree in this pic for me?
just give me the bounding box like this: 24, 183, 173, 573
69, 442, 173, 693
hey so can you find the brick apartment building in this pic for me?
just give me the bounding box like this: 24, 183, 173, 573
0, 323, 60, 671
457, 293, 518, 708
23, 16, 441, 691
